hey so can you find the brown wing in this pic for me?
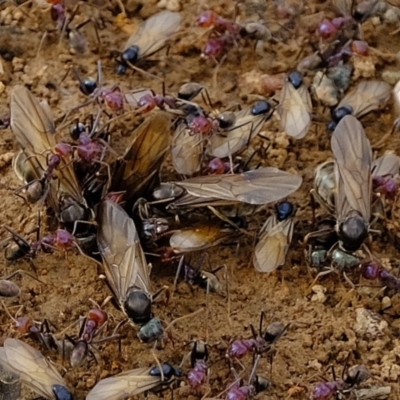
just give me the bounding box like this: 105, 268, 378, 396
278, 79, 312, 139
97, 200, 151, 304
338, 81, 391, 118
86, 367, 161, 400
111, 112, 171, 204
171, 121, 203, 176
372, 154, 400, 178
10, 86, 86, 217
123, 11, 182, 59
175, 167, 302, 205
169, 225, 232, 253
0, 338, 67, 399
253, 216, 294, 273
331, 115, 372, 223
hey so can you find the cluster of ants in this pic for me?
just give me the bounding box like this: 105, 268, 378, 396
0, 0, 400, 399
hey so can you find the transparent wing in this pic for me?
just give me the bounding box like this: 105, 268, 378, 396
171, 121, 203, 176
169, 225, 232, 253
10, 85, 86, 214
175, 167, 302, 205
86, 367, 160, 400
97, 200, 151, 302
111, 112, 171, 204
123, 11, 182, 59
332, 0, 352, 15
207, 107, 269, 158
253, 216, 294, 273
372, 154, 400, 177
278, 79, 312, 139
0, 338, 66, 399
338, 81, 391, 118
331, 115, 372, 223
393, 80, 400, 119
124, 89, 155, 108
298, 85, 313, 112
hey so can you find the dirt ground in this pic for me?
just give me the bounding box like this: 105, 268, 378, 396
1, 0, 400, 399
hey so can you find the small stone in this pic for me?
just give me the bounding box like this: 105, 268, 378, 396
0, 152, 13, 169
382, 296, 391, 310
310, 284, 327, 303
0, 9, 11, 21
312, 71, 338, 106
3, 14, 12, 25
0, 81, 5, 95
370, 16, 381, 25
384, 8, 400, 23
382, 70, 400, 85
352, 55, 375, 79
85, 376, 95, 388
354, 308, 388, 339
12, 57, 24, 73
13, 10, 23, 22
157, 0, 181, 11
58, 54, 73, 63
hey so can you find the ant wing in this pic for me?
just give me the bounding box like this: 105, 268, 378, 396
371, 154, 400, 178
86, 367, 161, 400
331, 115, 372, 223
253, 216, 294, 272
278, 78, 312, 139
175, 167, 302, 205
123, 11, 182, 59
97, 200, 151, 306
0, 338, 67, 399
170, 224, 233, 253
172, 121, 203, 176
111, 112, 171, 205
338, 81, 391, 118
10, 86, 87, 219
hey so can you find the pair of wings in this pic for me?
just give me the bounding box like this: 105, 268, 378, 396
97, 200, 151, 310
10, 85, 86, 218
278, 76, 312, 139
336, 81, 391, 119
122, 11, 182, 60
331, 115, 372, 224
0, 338, 67, 399
173, 167, 302, 206
111, 111, 171, 204
86, 366, 164, 400
253, 215, 294, 273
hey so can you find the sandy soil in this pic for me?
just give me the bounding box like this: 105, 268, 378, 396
1, 0, 400, 399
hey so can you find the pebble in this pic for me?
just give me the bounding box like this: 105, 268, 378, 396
383, 7, 400, 23
85, 376, 96, 388
382, 296, 391, 310
310, 285, 327, 303
354, 308, 388, 339
0, 152, 13, 169
0, 82, 5, 95
382, 70, 400, 85
352, 56, 376, 79
13, 10, 23, 22
312, 72, 338, 106
157, 0, 181, 11
12, 57, 24, 73
58, 54, 73, 63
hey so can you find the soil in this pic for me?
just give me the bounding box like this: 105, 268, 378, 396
1, 0, 400, 399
